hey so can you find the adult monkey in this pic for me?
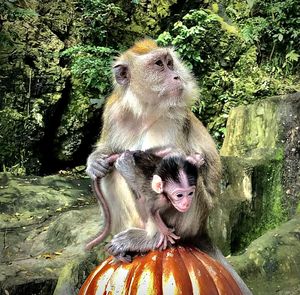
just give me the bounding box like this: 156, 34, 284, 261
86, 39, 252, 294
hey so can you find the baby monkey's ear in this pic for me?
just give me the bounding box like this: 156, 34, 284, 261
151, 175, 163, 193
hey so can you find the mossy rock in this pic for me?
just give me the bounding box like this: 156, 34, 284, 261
0, 172, 108, 295
0, 0, 98, 175
209, 93, 300, 254
229, 214, 300, 295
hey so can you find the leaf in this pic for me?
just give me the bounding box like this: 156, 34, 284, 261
286, 50, 299, 62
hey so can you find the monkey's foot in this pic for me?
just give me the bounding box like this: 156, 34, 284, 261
106, 228, 155, 260
112, 252, 133, 263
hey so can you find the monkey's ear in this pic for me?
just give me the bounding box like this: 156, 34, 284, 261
186, 153, 205, 168
113, 63, 130, 85
151, 175, 163, 193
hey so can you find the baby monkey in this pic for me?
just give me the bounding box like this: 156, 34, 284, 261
106, 148, 204, 262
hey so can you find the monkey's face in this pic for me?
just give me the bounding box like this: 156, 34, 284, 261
131, 49, 184, 104
164, 182, 195, 213
113, 43, 199, 109
115, 49, 188, 106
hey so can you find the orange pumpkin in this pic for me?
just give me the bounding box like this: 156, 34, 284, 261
79, 246, 242, 295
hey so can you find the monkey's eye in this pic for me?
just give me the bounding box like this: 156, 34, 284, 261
155, 60, 164, 67
167, 59, 174, 69
188, 192, 194, 196
176, 193, 183, 198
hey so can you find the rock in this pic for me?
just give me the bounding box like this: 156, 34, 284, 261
229, 214, 300, 295
209, 93, 300, 254
0, 0, 68, 174
0, 173, 107, 295
0, 0, 101, 175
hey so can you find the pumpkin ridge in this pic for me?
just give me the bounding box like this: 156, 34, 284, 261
123, 259, 138, 295
126, 258, 145, 294
179, 247, 219, 295
100, 258, 126, 294
192, 249, 242, 295
80, 257, 116, 295
153, 250, 163, 295
162, 247, 193, 294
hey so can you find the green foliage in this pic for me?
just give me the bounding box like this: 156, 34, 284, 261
129, 0, 177, 36
1, 0, 299, 173
62, 46, 117, 108
56, 46, 118, 160
75, 0, 179, 46
158, 7, 297, 143
0, 1, 39, 21
77, 0, 130, 46
227, 0, 300, 75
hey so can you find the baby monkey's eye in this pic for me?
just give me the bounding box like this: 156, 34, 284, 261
176, 193, 183, 198
188, 192, 194, 196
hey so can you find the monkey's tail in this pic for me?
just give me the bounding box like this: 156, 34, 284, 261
85, 178, 111, 250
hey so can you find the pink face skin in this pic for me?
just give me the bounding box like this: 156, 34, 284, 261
151, 170, 196, 213
164, 184, 195, 212
139, 51, 184, 101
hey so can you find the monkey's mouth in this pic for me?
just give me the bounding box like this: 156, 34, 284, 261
173, 204, 191, 213
159, 87, 184, 98
168, 87, 183, 96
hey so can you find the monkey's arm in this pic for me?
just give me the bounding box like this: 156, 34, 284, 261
86, 98, 124, 180
114, 150, 159, 193
153, 210, 180, 249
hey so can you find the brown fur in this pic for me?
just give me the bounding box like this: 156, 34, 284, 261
85, 40, 252, 294
87, 39, 221, 237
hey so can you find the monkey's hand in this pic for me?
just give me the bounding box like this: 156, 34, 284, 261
153, 211, 180, 250
115, 150, 134, 169
114, 150, 136, 181
157, 227, 180, 250
86, 151, 119, 180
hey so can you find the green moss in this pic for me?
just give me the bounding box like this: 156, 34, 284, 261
274, 147, 284, 161
231, 158, 287, 252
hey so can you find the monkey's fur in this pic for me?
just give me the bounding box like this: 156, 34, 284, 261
106, 149, 200, 261
86, 39, 252, 294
